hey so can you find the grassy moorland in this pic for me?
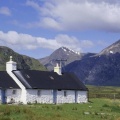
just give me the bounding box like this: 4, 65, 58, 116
0, 86, 120, 120
87, 85, 120, 99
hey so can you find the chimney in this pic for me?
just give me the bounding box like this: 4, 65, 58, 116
6, 56, 17, 72
54, 63, 62, 75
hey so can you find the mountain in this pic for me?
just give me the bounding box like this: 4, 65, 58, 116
98, 39, 120, 55
65, 40, 120, 86
39, 46, 96, 71
0, 46, 46, 71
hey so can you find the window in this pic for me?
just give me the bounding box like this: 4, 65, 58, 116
58, 89, 61, 91
64, 91, 67, 97
12, 90, 16, 95
37, 90, 41, 96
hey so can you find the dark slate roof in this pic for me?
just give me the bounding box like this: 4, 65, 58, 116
0, 71, 20, 89
12, 70, 88, 91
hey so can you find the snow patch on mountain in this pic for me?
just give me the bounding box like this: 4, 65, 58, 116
110, 51, 113, 54
61, 47, 80, 55
62, 47, 67, 52
96, 40, 120, 56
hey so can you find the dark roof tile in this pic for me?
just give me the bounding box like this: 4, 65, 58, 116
13, 70, 87, 90
0, 71, 20, 89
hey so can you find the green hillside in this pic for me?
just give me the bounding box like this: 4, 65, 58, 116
0, 46, 46, 71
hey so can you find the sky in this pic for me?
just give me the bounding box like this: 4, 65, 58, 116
0, 0, 120, 59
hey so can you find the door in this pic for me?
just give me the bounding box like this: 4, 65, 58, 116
53, 90, 57, 104
75, 90, 77, 103
1, 89, 6, 104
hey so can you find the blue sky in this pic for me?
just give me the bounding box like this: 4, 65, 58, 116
0, 0, 120, 58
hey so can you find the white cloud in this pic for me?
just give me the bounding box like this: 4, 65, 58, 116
0, 7, 11, 16
0, 30, 94, 52
26, 0, 41, 11
26, 0, 120, 32
40, 17, 62, 30
0, 31, 37, 50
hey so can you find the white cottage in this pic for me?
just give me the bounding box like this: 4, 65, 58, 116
0, 56, 88, 104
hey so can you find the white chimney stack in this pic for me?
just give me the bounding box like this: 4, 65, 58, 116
6, 56, 17, 72
54, 63, 62, 75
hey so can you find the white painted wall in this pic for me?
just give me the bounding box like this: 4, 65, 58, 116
77, 91, 88, 103
26, 89, 53, 104
26, 89, 76, 104
6, 61, 17, 72
6, 56, 17, 72
7, 71, 27, 104
6, 58, 27, 104
57, 90, 75, 104
0, 89, 88, 104
6, 89, 21, 103
26, 89, 88, 104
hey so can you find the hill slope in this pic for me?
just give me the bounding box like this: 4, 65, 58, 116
0, 46, 46, 71
65, 40, 120, 86
98, 39, 120, 55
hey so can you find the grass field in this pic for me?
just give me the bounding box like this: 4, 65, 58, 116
0, 99, 120, 120
0, 86, 120, 120
87, 85, 120, 99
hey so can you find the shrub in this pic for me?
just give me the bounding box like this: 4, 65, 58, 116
56, 106, 62, 110
102, 104, 109, 107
